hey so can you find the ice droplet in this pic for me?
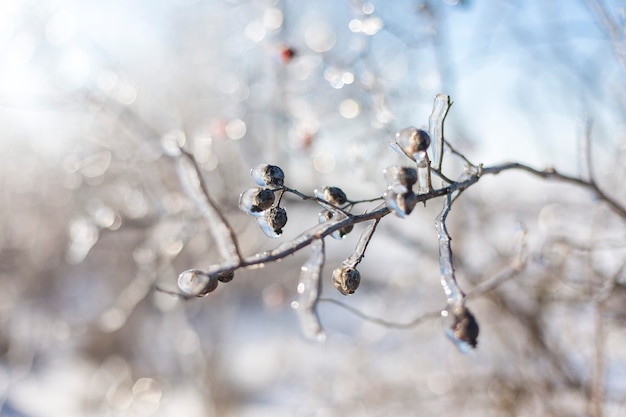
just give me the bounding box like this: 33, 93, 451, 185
332, 265, 360, 295
383, 165, 417, 191
239, 187, 275, 217
414, 151, 430, 195
256, 207, 287, 238
178, 269, 218, 297
315, 186, 347, 206
384, 189, 417, 218
442, 306, 479, 353
251, 164, 285, 189
389, 127, 430, 161
293, 239, 326, 342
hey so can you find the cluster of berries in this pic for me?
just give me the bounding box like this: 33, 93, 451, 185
384, 126, 431, 217
239, 164, 288, 238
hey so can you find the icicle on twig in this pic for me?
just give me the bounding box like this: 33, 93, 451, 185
292, 238, 326, 342
428, 94, 451, 172
332, 219, 380, 295
176, 148, 242, 265
435, 193, 479, 352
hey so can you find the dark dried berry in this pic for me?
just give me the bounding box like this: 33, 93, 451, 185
451, 306, 479, 348
397, 167, 418, 187
413, 129, 431, 152
264, 165, 285, 187
335, 224, 354, 239
395, 127, 431, 157
216, 270, 234, 283
267, 206, 288, 234
251, 188, 275, 212
332, 266, 361, 295
323, 186, 347, 205
251, 164, 285, 188
397, 191, 418, 216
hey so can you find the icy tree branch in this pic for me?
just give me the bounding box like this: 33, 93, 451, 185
176, 147, 243, 264
171, 94, 626, 347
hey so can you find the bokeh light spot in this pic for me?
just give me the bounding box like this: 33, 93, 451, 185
305, 22, 336, 53
225, 118, 246, 140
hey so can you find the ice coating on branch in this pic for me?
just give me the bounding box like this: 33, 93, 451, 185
292, 239, 326, 342
319, 210, 352, 239
331, 220, 378, 295
176, 154, 240, 263
347, 220, 378, 266
251, 164, 285, 189
414, 151, 430, 195
435, 196, 464, 305
435, 195, 479, 351
428, 94, 450, 170
458, 163, 479, 182
246, 221, 340, 266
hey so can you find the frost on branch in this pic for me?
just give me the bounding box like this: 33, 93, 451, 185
292, 238, 326, 342
436, 194, 479, 352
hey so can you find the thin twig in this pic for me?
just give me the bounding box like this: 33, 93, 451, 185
443, 138, 477, 169
467, 226, 528, 299
585, 0, 626, 79
283, 186, 353, 217
591, 298, 605, 417
319, 298, 441, 329
431, 166, 455, 184
481, 162, 626, 220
